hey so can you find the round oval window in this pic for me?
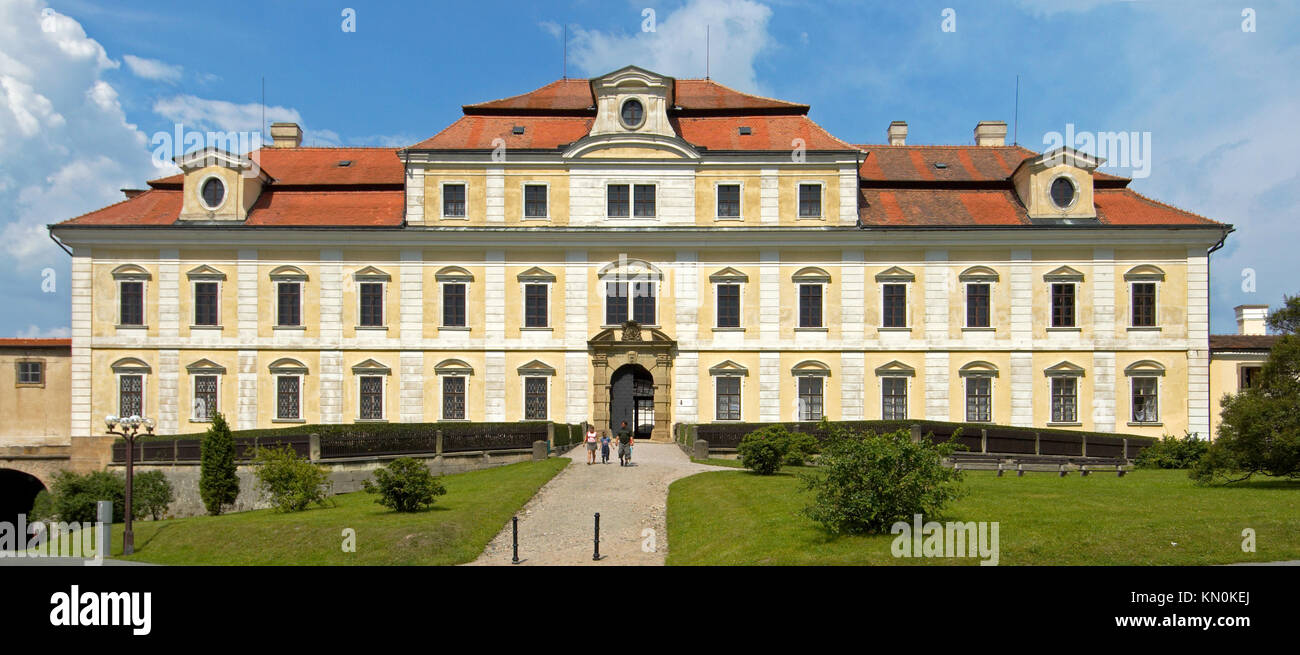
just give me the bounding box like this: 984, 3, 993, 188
620, 99, 644, 128
1049, 176, 1076, 209
201, 177, 226, 209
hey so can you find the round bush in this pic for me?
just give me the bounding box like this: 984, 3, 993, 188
364, 457, 446, 512
737, 425, 792, 475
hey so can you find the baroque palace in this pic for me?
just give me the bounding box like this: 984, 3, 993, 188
50, 65, 1234, 444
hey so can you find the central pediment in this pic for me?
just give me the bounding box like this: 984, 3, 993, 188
564, 66, 699, 160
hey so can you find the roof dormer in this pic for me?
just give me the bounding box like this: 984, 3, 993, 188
1012, 147, 1104, 222
174, 148, 270, 222
565, 66, 698, 159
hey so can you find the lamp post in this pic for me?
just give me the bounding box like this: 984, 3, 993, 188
105, 414, 153, 556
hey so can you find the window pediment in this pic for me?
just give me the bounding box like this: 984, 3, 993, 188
269, 265, 308, 281
1124, 264, 1166, 282
350, 358, 391, 375
269, 358, 309, 375
112, 264, 151, 281
958, 266, 999, 283
111, 357, 151, 374
709, 267, 749, 283
708, 360, 749, 377
875, 266, 915, 283
1044, 266, 1084, 282
1124, 360, 1166, 377
517, 267, 556, 283
598, 258, 662, 281
353, 266, 391, 282
517, 359, 556, 376
435, 266, 474, 283
874, 360, 916, 377
791, 360, 831, 377
1043, 361, 1085, 377
434, 359, 474, 376
958, 360, 999, 378
792, 267, 831, 284
185, 358, 227, 375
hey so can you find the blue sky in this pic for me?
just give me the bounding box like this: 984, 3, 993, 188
1, 0, 1296, 337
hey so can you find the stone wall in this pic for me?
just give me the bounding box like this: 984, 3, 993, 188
111, 448, 538, 519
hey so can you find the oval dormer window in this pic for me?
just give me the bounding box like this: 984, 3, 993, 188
620, 98, 645, 129
1049, 176, 1076, 209
200, 177, 226, 210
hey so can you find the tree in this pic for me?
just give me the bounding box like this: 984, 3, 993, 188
252, 446, 331, 512
1193, 295, 1300, 484
199, 412, 240, 515
364, 457, 446, 512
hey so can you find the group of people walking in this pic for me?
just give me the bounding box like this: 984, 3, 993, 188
585, 421, 635, 466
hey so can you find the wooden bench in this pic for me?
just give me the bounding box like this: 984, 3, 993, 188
1068, 457, 1131, 477
1012, 456, 1073, 477
949, 453, 1015, 476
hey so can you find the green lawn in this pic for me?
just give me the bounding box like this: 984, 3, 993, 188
666, 467, 1300, 565
107, 458, 568, 565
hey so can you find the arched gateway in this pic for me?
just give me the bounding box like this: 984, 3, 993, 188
589, 321, 675, 442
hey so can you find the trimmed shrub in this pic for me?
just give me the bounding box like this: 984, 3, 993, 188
199, 412, 239, 515
50, 471, 124, 523
363, 457, 446, 512
737, 425, 792, 475
1136, 431, 1210, 470
253, 446, 332, 512
800, 426, 965, 535
783, 428, 821, 466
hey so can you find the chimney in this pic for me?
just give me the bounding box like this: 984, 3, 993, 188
974, 120, 1007, 146
270, 122, 303, 148
887, 121, 907, 146
1235, 304, 1269, 335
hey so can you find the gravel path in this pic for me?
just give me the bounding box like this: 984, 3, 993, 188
467, 442, 734, 566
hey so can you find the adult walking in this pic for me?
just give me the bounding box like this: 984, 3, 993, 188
616, 420, 635, 466
584, 423, 599, 465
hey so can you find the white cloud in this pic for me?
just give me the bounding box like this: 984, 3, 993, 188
14, 324, 70, 339
153, 94, 301, 134
123, 54, 182, 83
566, 0, 774, 93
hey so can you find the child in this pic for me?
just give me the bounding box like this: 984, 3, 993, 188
584, 424, 599, 465
600, 432, 612, 464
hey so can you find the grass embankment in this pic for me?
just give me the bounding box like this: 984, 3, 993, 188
107, 458, 567, 565
666, 468, 1300, 565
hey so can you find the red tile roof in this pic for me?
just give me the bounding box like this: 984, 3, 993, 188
857, 145, 1127, 184
145, 147, 403, 188
676, 115, 855, 151
61, 188, 184, 226
0, 338, 71, 348
859, 187, 1220, 228
672, 79, 807, 113
245, 190, 404, 227
411, 116, 594, 150
461, 78, 809, 115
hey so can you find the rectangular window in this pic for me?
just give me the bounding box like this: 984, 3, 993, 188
716, 284, 741, 328
716, 184, 740, 218
1051, 377, 1077, 423
606, 282, 628, 325
524, 284, 548, 328
633, 184, 656, 217
1051, 283, 1076, 328
966, 283, 990, 328
442, 283, 466, 327
882, 284, 907, 328
524, 377, 548, 420
16, 361, 43, 386
443, 376, 466, 420
798, 377, 824, 421
119, 374, 143, 417
1131, 377, 1159, 423
120, 281, 144, 326
193, 375, 217, 420
607, 184, 630, 217
359, 376, 383, 420
1131, 282, 1157, 327
1239, 366, 1262, 390
276, 376, 300, 420
443, 183, 466, 217
798, 284, 823, 328
359, 282, 384, 327
194, 282, 219, 326
716, 377, 741, 421
524, 184, 548, 218
632, 281, 655, 324
881, 377, 907, 420
798, 184, 821, 217
966, 377, 992, 422
277, 282, 301, 327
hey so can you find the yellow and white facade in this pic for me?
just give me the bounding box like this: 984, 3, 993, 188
52, 66, 1233, 443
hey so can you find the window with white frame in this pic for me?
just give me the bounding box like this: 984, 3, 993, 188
16, 360, 43, 387
1125, 265, 1164, 328
798, 377, 823, 421
1051, 377, 1078, 423
881, 377, 908, 420
607, 183, 656, 218
710, 268, 747, 329
193, 374, 218, 421
277, 282, 301, 326
359, 282, 384, 327
276, 376, 300, 420
605, 281, 656, 325
442, 183, 467, 218
523, 184, 548, 219
716, 183, 741, 219
876, 267, 914, 329
1045, 267, 1083, 328
436, 267, 474, 328
797, 183, 822, 218
113, 265, 150, 327
359, 376, 384, 420
716, 376, 741, 421
119, 374, 144, 417
443, 376, 466, 420
793, 268, 830, 329
1131, 377, 1159, 423
965, 377, 992, 422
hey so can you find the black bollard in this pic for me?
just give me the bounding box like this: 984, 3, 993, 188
593, 512, 601, 561
511, 516, 520, 565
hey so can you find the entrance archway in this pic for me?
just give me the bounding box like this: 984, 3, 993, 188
589, 321, 676, 442
0, 469, 48, 545
610, 364, 655, 440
